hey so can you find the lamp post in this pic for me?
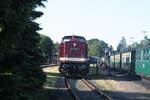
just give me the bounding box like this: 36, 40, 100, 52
130, 37, 134, 44
142, 31, 148, 39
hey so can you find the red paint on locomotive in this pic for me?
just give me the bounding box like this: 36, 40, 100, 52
59, 35, 89, 77
59, 35, 88, 63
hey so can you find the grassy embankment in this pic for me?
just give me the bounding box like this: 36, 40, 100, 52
43, 66, 60, 89
35, 66, 60, 100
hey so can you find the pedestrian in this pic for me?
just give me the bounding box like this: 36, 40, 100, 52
100, 61, 107, 75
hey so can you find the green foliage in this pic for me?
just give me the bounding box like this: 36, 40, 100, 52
88, 39, 99, 56
127, 35, 150, 50
53, 42, 59, 55
128, 41, 140, 50
87, 38, 108, 57
109, 45, 114, 53
99, 40, 109, 57
117, 36, 127, 52
0, 0, 46, 99
39, 34, 54, 60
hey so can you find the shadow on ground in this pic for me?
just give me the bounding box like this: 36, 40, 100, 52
41, 66, 150, 100
45, 72, 60, 77
88, 66, 141, 82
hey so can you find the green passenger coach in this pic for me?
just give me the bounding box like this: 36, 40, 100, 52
135, 46, 150, 77
110, 55, 115, 67
109, 45, 150, 80
121, 52, 131, 71
114, 53, 121, 69
121, 51, 135, 74
110, 50, 135, 74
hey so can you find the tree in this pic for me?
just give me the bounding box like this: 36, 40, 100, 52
88, 39, 100, 56
87, 39, 108, 57
117, 36, 127, 52
0, 0, 46, 99
127, 35, 150, 50
53, 42, 59, 56
39, 34, 54, 62
128, 41, 140, 49
99, 40, 108, 57
108, 45, 114, 55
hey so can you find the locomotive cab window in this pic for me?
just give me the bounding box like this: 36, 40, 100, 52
62, 36, 72, 42
76, 36, 86, 42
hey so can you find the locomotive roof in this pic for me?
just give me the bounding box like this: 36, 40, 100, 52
61, 35, 86, 43
63, 35, 85, 39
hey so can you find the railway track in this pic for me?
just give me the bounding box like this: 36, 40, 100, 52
40, 64, 57, 68
65, 78, 80, 100
81, 78, 113, 100
65, 78, 113, 100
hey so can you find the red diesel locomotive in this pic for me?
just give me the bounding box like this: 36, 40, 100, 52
59, 35, 89, 77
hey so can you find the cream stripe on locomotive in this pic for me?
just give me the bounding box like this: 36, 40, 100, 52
60, 57, 88, 62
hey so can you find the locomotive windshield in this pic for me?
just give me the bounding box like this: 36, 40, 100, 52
75, 36, 86, 42
62, 36, 72, 42
62, 36, 86, 42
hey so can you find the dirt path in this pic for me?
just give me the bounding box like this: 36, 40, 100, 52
88, 69, 150, 100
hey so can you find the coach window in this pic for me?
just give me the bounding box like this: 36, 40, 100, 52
136, 52, 138, 60
138, 51, 140, 60
146, 49, 149, 60
143, 49, 148, 61
139, 51, 141, 61
144, 49, 146, 60
148, 49, 150, 60
126, 57, 130, 63
145, 49, 147, 60
137, 51, 140, 61
122, 58, 125, 63
143, 49, 146, 60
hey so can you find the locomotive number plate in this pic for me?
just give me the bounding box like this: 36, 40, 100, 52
70, 48, 80, 51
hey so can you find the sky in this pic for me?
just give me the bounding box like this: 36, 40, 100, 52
36, 0, 150, 49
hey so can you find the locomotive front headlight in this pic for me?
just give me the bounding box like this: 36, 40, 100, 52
73, 43, 77, 46
65, 57, 69, 61
81, 58, 85, 61
80, 58, 87, 61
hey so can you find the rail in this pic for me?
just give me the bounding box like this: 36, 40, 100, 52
81, 78, 113, 100
64, 78, 80, 100
40, 64, 57, 68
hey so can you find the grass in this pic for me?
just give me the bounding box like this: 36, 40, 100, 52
42, 66, 60, 89
34, 66, 60, 100
34, 89, 50, 100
